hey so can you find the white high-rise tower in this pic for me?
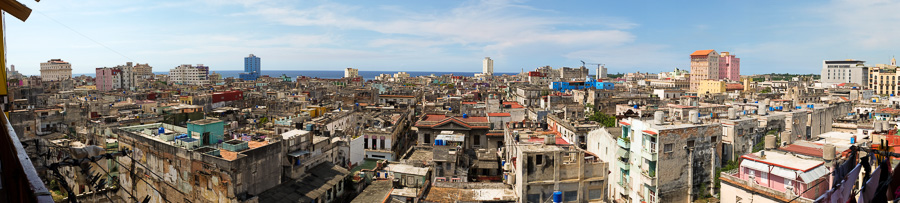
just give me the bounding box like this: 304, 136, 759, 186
483, 57, 493, 75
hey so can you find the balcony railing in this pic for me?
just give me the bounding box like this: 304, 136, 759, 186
641, 170, 657, 187
0, 112, 54, 202
617, 137, 630, 149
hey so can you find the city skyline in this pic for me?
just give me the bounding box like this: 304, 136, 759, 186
6, 0, 900, 75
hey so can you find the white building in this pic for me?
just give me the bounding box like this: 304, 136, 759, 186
393, 72, 409, 78
483, 57, 494, 76
168, 64, 210, 86
820, 59, 867, 87
344, 67, 359, 78
40, 59, 72, 81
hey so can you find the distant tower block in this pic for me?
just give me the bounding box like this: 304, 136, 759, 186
597, 64, 607, 80
483, 57, 493, 75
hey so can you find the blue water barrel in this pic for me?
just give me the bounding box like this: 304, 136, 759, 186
553, 191, 562, 203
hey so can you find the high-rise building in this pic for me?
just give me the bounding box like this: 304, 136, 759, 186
95, 62, 142, 91
40, 59, 72, 81
169, 64, 210, 86
718, 52, 740, 81
344, 68, 359, 78
133, 63, 153, 80
689, 50, 720, 91
240, 54, 260, 81
821, 59, 867, 87
483, 57, 493, 75
95, 67, 122, 91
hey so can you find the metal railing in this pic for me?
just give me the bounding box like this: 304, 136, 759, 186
0, 112, 53, 202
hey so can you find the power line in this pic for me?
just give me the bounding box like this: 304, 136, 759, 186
48, 150, 141, 203
108, 157, 172, 203
117, 139, 193, 203
32, 10, 135, 62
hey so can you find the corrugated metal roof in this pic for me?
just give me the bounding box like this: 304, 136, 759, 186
798, 165, 829, 184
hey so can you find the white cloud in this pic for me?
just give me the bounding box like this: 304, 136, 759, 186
213, 0, 646, 71
816, 0, 900, 49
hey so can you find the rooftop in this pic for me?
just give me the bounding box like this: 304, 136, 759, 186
384, 163, 429, 176
257, 162, 349, 203
350, 180, 392, 203
690, 49, 715, 56
188, 118, 222, 125
742, 150, 823, 172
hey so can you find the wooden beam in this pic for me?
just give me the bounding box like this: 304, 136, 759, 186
0, 0, 31, 22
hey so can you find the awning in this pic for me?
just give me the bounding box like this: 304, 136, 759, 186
740, 160, 769, 172
436, 134, 465, 142
616, 148, 629, 158
288, 150, 310, 157
798, 165, 829, 184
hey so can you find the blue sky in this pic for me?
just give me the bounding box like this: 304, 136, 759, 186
5, 0, 899, 75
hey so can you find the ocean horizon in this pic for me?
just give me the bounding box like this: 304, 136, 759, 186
71, 70, 519, 80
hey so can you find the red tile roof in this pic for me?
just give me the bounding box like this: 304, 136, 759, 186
690, 49, 716, 56
416, 114, 490, 129
877, 108, 900, 114
642, 130, 657, 135
461, 102, 477, 105
502, 101, 524, 109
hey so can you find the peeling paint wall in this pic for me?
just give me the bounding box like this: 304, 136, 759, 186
656, 124, 721, 203
115, 127, 283, 202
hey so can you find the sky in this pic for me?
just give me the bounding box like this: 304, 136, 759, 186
4, 0, 900, 75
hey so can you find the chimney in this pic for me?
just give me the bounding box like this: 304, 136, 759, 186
728, 108, 736, 119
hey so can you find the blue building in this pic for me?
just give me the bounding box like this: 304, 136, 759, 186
240, 54, 260, 81
550, 79, 614, 92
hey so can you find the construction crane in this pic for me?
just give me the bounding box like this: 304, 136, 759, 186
581, 60, 607, 80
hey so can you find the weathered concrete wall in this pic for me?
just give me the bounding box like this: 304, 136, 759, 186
657, 124, 721, 203
115, 128, 283, 202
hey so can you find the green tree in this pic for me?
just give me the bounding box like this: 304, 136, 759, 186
760, 87, 772, 93
588, 111, 617, 128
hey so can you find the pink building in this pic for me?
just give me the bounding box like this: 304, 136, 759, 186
720, 150, 830, 203
95, 67, 121, 91
719, 51, 740, 81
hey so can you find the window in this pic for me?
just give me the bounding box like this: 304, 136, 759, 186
664, 144, 673, 153
535, 155, 544, 165
474, 135, 481, 146
761, 171, 768, 184
380, 139, 385, 150
364, 137, 368, 149
425, 134, 431, 144
785, 178, 793, 190
711, 136, 717, 142
687, 140, 695, 148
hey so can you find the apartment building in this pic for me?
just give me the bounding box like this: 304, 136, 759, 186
169, 64, 210, 86
40, 59, 72, 81
617, 114, 722, 203
690, 50, 720, 91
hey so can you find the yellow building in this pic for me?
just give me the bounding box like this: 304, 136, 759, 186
869, 58, 900, 96
179, 95, 193, 105
698, 80, 726, 95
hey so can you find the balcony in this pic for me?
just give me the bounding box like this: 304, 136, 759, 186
641, 170, 657, 187
617, 137, 630, 149
641, 146, 657, 161
0, 112, 54, 202
617, 180, 632, 194
616, 158, 631, 170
